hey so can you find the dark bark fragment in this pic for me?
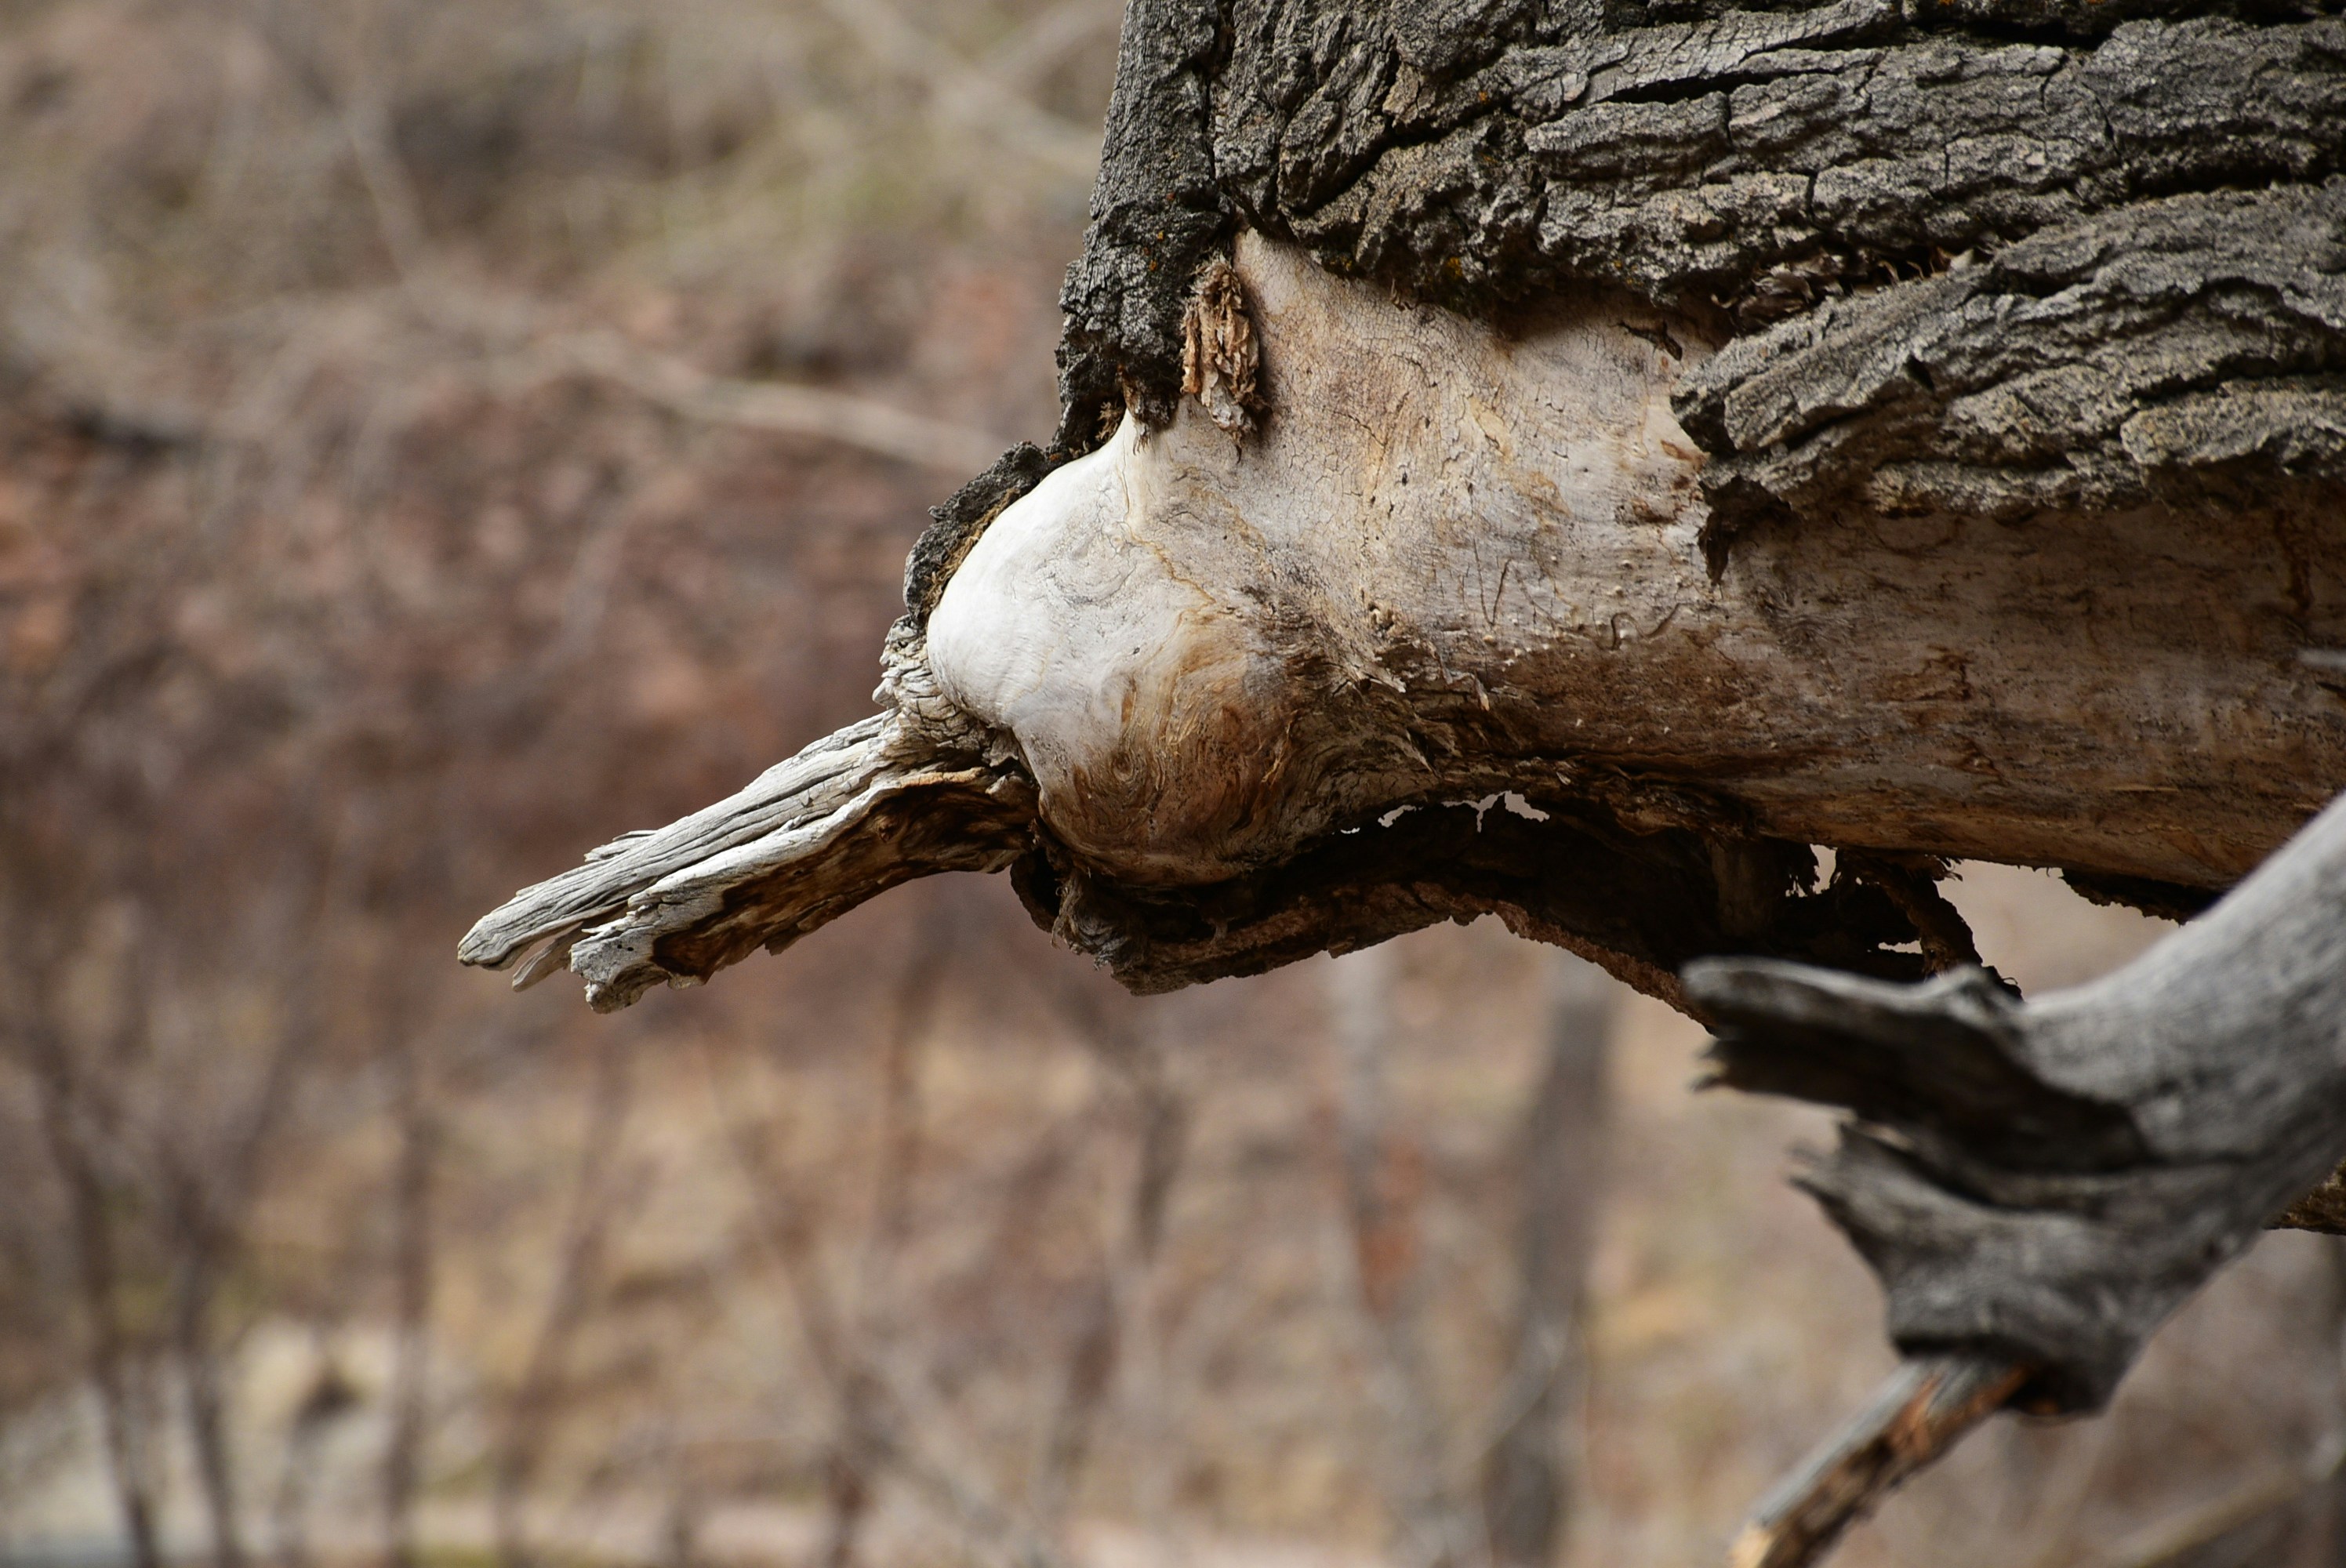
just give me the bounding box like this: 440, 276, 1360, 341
1052, 0, 1233, 448
901, 443, 1059, 627
1011, 794, 1942, 1007
2061, 870, 2221, 924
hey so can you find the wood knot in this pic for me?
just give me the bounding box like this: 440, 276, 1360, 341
1182, 256, 1266, 441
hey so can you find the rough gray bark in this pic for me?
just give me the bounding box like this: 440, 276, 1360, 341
1690, 789, 2346, 1559
1695, 789, 2346, 1417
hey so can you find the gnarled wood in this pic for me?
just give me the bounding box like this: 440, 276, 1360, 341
459, 657, 1035, 1010
470, 228, 2341, 1007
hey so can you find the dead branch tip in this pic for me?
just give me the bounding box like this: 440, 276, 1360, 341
1727, 1354, 2025, 1568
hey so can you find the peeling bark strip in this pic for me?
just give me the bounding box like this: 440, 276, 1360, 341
1181, 258, 1265, 439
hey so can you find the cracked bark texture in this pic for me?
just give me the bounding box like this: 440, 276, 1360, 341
1057, 0, 2346, 543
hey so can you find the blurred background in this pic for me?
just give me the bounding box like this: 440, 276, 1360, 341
2, 3, 2343, 1566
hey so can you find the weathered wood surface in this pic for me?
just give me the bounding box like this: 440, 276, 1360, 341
467, 230, 2344, 1006
458, 679, 1035, 1011
1694, 788, 2346, 1414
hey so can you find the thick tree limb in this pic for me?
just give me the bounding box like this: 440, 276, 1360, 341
462, 7, 2346, 1557
469, 227, 2344, 1008
465, 3, 2346, 1562
470, 0, 2346, 1004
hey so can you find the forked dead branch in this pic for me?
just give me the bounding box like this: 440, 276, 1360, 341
467, 0, 2346, 1559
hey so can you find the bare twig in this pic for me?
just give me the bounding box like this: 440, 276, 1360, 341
2091, 1430, 2345, 1568
28, 1027, 165, 1568
165, 949, 316, 1568
818, 0, 1101, 177
548, 329, 1006, 476
1727, 1355, 2027, 1568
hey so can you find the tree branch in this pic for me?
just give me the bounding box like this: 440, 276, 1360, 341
1694, 790, 2346, 1559
1727, 1355, 2027, 1568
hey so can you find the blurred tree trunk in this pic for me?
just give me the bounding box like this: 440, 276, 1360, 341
1327, 946, 1481, 1568
493, 1029, 634, 1568
1483, 956, 1614, 1568
167, 1000, 307, 1568
30, 1032, 162, 1568
1034, 996, 1189, 1534
383, 1027, 438, 1568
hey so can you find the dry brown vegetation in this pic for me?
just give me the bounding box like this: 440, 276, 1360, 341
4, 3, 2346, 1566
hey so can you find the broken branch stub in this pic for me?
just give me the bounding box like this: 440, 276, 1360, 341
1725, 1356, 2026, 1568
459, 667, 1037, 1011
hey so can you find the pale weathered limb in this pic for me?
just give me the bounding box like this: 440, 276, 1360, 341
1689, 788, 2346, 1559
470, 225, 2344, 1007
